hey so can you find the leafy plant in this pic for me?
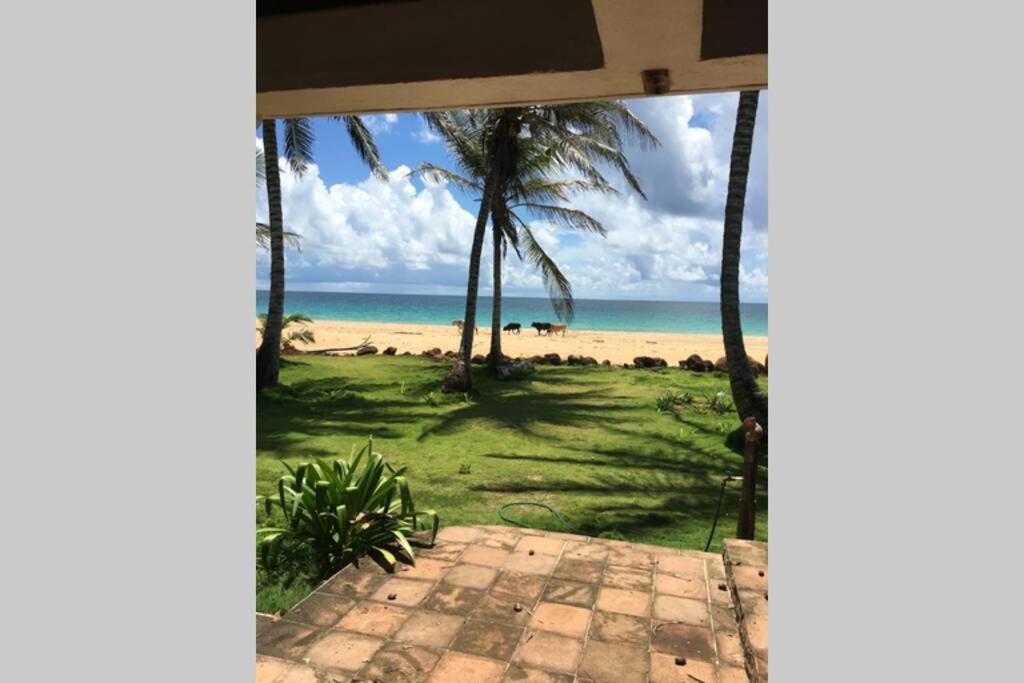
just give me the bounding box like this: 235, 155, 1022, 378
257, 436, 439, 577
458, 464, 472, 475
678, 391, 695, 405
655, 391, 678, 412
705, 391, 734, 415
423, 390, 441, 407
257, 313, 317, 351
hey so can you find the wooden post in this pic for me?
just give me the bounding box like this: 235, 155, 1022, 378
736, 417, 764, 540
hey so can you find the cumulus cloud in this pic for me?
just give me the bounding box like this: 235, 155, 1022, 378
363, 113, 399, 134
256, 92, 768, 301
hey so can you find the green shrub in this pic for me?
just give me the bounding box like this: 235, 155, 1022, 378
423, 390, 441, 407
655, 391, 677, 412
257, 436, 439, 577
705, 391, 734, 415
458, 463, 472, 475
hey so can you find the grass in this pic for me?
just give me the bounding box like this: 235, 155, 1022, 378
257, 355, 768, 612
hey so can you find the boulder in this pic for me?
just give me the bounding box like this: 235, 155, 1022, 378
356, 345, 378, 356
401, 351, 411, 356
543, 353, 562, 366
422, 347, 442, 357
530, 355, 546, 364
633, 356, 668, 369
495, 359, 535, 381
485, 352, 512, 365
601, 359, 611, 366
567, 354, 581, 365
703, 360, 715, 372
471, 354, 487, 365
580, 356, 598, 366
715, 355, 767, 376
684, 354, 707, 372
382, 346, 397, 356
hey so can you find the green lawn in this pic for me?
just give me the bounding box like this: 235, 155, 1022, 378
256, 355, 767, 612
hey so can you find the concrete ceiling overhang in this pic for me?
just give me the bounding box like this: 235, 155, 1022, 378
257, 0, 767, 119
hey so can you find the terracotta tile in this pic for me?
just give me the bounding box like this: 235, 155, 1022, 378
723, 539, 767, 567
719, 665, 750, 683
451, 618, 524, 660
655, 573, 708, 601
650, 621, 715, 660
358, 641, 442, 683
589, 610, 649, 645
743, 612, 768, 655
562, 541, 610, 562
648, 652, 717, 683
656, 554, 705, 577
545, 531, 582, 541
596, 587, 651, 618
436, 526, 483, 543
705, 557, 727, 580
652, 596, 709, 626
460, 545, 512, 568
370, 577, 436, 607
541, 578, 596, 607
416, 542, 468, 562
443, 563, 498, 590
492, 571, 548, 601
394, 610, 466, 648
472, 592, 533, 626
515, 536, 565, 557
732, 565, 768, 592
709, 578, 734, 604
319, 566, 389, 599
337, 600, 412, 638
579, 640, 649, 683
479, 528, 523, 550
503, 551, 559, 576
277, 664, 319, 683
602, 566, 653, 591
716, 629, 746, 667
256, 655, 290, 683
502, 664, 574, 683
305, 631, 383, 672
552, 558, 603, 583
606, 548, 655, 571
513, 631, 582, 674
427, 652, 506, 683
396, 558, 454, 581
256, 614, 274, 638
711, 603, 739, 632
256, 620, 320, 660
530, 602, 592, 638
283, 593, 356, 628
422, 583, 487, 615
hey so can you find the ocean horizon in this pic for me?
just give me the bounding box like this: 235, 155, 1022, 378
256, 291, 767, 336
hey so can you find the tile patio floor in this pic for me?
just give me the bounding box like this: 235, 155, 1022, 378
257, 525, 767, 683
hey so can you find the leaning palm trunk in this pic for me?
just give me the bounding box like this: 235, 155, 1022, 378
443, 174, 495, 392
721, 91, 768, 429
256, 119, 285, 390
488, 205, 506, 368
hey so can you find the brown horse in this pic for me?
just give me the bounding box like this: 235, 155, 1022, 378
452, 320, 478, 334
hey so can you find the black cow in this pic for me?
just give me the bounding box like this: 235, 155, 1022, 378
503, 322, 522, 334
531, 322, 552, 335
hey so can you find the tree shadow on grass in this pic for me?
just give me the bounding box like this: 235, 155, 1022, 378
257, 376, 437, 458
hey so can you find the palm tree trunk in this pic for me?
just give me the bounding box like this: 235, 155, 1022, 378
443, 174, 495, 392
256, 119, 285, 391
488, 208, 504, 369
721, 91, 768, 428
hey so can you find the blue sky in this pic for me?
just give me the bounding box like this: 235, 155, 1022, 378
256, 92, 768, 303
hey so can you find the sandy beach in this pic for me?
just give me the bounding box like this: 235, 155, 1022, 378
259, 319, 768, 366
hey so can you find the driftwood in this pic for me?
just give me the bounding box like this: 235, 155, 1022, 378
305, 336, 374, 355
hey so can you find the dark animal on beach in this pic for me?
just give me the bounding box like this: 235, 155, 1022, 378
503, 323, 522, 334
531, 322, 552, 335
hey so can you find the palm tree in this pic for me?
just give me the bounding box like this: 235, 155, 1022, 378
720, 91, 768, 428
422, 103, 658, 389
257, 313, 316, 351
256, 117, 387, 390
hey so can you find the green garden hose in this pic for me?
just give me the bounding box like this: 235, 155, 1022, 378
498, 502, 582, 534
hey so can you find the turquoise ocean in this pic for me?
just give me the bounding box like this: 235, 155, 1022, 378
256, 291, 767, 336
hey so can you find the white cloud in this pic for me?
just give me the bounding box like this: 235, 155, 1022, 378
363, 113, 399, 134
412, 122, 442, 144
256, 92, 768, 301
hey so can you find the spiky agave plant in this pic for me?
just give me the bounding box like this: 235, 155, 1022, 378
257, 436, 439, 577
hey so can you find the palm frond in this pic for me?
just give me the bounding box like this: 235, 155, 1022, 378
512, 204, 607, 236
257, 149, 266, 183
282, 118, 316, 177
256, 222, 303, 251
338, 115, 388, 180
408, 163, 482, 194
519, 224, 575, 324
